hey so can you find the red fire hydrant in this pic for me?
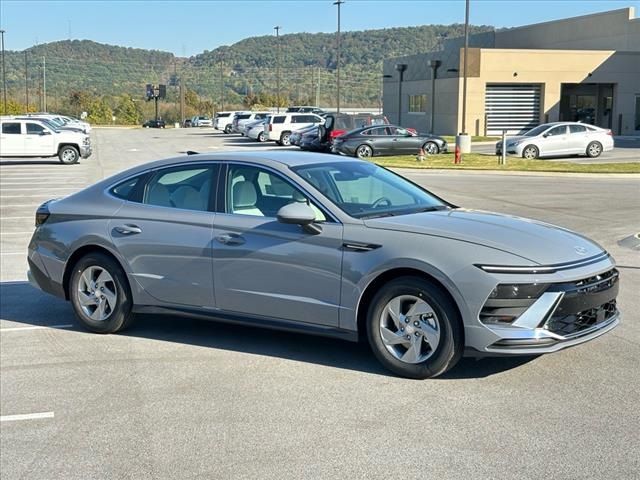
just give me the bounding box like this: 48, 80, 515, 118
454, 145, 462, 164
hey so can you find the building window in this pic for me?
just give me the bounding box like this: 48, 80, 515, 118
635, 95, 640, 131
408, 94, 427, 113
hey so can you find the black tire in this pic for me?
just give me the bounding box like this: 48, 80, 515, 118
522, 145, 539, 160
366, 276, 463, 379
58, 145, 80, 165
356, 144, 373, 159
224, 125, 232, 134
69, 253, 134, 334
586, 141, 603, 158
280, 132, 291, 146
423, 141, 439, 155
258, 132, 266, 142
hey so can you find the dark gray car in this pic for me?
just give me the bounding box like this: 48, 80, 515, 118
332, 125, 448, 158
28, 152, 620, 378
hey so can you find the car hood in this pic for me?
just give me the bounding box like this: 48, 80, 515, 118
363, 208, 604, 265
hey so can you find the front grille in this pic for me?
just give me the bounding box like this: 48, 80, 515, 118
546, 300, 617, 337
545, 268, 619, 337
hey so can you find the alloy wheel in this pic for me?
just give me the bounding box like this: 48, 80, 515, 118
588, 143, 602, 157
523, 146, 538, 159
357, 145, 372, 158
379, 295, 441, 364
76, 266, 118, 321
424, 142, 439, 155
61, 149, 78, 163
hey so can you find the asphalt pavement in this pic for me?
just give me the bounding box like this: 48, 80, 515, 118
1, 127, 639, 479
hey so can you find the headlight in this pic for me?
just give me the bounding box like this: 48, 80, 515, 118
481, 283, 549, 325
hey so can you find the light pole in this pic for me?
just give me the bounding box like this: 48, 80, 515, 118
0, 30, 6, 114
219, 53, 225, 111
333, 0, 344, 113
274, 26, 281, 112
395, 63, 407, 126
427, 59, 441, 134
456, 0, 471, 156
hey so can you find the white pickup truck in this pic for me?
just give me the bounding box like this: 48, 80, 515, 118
0, 117, 92, 164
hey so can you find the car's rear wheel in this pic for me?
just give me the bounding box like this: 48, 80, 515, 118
258, 132, 266, 142
280, 132, 291, 146
423, 141, 439, 155
356, 144, 373, 159
522, 145, 539, 160
224, 125, 232, 134
366, 277, 463, 379
69, 253, 133, 334
586, 141, 603, 158
58, 145, 80, 164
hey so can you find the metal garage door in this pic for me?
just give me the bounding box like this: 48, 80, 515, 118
485, 84, 541, 135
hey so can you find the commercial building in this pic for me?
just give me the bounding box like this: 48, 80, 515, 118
382, 7, 640, 136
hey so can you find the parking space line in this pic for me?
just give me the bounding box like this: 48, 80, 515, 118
0, 324, 74, 332
0, 412, 55, 422
0, 216, 33, 220
1, 232, 35, 235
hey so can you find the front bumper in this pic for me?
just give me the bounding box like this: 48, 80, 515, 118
466, 257, 621, 356
80, 145, 92, 158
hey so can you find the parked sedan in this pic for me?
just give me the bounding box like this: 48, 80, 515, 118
142, 119, 166, 128
333, 125, 447, 158
246, 120, 268, 142
28, 151, 620, 379
495, 122, 614, 159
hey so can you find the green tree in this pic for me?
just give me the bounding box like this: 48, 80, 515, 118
114, 95, 142, 124
87, 98, 113, 124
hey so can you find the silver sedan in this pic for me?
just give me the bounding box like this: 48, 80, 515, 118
28, 152, 620, 378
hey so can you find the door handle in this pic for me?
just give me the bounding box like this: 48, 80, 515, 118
115, 224, 142, 235
215, 233, 245, 245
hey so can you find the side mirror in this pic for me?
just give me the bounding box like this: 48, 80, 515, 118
40, 130, 52, 136
542, 133, 549, 138
277, 203, 321, 234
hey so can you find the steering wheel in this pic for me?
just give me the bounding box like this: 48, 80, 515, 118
371, 196, 392, 209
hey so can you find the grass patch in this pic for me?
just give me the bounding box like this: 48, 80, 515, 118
441, 135, 500, 143
374, 152, 640, 174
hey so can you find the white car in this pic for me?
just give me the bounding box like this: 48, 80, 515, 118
25, 113, 91, 134
0, 116, 92, 164
215, 111, 249, 134
264, 113, 324, 146
192, 116, 213, 127
246, 119, 268, 142
234, 112, 270, 135
496, 122, 614, 159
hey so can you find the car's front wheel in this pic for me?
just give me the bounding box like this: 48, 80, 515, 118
224, 125, 232, 134
69, 253, 134, 334
58, 145, 80, 164
522, 145, 539, 160
423, 141, 439, 155
586, 141, 603, 158
367, 277, 463, 379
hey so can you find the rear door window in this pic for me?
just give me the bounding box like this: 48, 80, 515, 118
143, 165, 217, 211
569, 125, 587, 134
2, 122, 22, 134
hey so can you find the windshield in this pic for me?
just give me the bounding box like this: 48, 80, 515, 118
523, 124, 550, 136
293, 161, 448, 219
36, 119, 60, 132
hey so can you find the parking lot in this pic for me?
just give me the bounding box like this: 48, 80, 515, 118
1, 127, 639, 479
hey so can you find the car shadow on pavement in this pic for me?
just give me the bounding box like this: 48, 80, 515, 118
0, 159, 65, 166
1, 281, 536, 379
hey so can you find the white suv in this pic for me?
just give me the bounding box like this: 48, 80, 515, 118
264, 113, 324, 146
0, 117, 92, 164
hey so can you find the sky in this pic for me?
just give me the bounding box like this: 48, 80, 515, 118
1, 0, 638, 56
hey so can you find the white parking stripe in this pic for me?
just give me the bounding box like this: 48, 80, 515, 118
0, 412, 55, 422
0, 324, 74, 332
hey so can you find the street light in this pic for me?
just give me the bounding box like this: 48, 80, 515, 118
427, 59, 441, 134
395, 63, 407, 126
0, 30, 6, 114
333, 0, 344, 113
274, 26, 281, 113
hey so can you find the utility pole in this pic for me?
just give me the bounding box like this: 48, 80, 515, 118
1, 30, 6, 114
274, 26, 281, 112
25, 51, 29, 108
179, 78, 185, 124
42, 56, 47, 112
316, 66, 320, 106
333, 1, 344, 114
218, 54, 224, 111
